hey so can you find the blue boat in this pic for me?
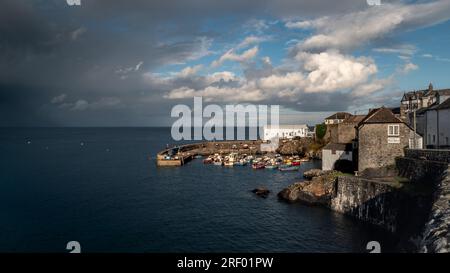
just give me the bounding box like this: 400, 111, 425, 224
279, 165, 300, 171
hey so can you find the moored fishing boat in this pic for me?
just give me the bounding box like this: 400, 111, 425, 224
279, 165, 300, 171
203, 157, 213, 164
224, 160, 234, 167
234, 160, 247, 166
252, 162, 265, 169
291, 160, 301, 166
264, 164, 278, 170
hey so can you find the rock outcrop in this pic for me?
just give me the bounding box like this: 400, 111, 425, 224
303, 169, 333, 180
252, 187, 270, 198
278, 171, 337, 205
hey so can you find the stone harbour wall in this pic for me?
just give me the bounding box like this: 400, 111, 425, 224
330, 176, 401, 232
420, 165, 450, 253
405, 148, 450, 163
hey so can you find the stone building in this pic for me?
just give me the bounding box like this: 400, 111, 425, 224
357, 107, 423, 172
401, 83, 450, 116
321, 115, 364, 171
324, 112, 352, 125
322, 143, 353, 171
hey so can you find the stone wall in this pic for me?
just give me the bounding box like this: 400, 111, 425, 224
405, 148, 450, 163
396, 156, 448, 183
331, 176, 401, 232
358, 123, 410, 172
420, 165, 450, 253
337, 123, 358, 143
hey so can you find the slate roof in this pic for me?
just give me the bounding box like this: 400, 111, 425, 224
325, 112, 352, 120
401, 88, 450, 101
358, 107, 403, 126
436, 98, 450, 110
342, 115, 365, 124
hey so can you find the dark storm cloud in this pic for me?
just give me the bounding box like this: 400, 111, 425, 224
0, 0, 372, 126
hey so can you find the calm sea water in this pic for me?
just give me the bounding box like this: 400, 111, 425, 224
0, 128, 395, 253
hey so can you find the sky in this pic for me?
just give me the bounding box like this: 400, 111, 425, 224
1, 0, 450, 126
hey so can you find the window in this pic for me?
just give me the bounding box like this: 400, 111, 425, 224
433, 135, 436, 143
446, 137, 449, 146
388, 125, 400, 136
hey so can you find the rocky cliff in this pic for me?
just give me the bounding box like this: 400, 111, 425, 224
279, 167, 433, 249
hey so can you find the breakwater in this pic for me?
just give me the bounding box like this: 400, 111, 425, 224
156, 140, 263, 166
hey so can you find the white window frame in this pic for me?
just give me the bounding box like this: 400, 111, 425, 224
388, 124, 400, 136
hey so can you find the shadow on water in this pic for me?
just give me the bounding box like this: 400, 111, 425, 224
0, 127, 396, 253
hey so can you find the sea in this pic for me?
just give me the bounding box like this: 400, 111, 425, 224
0, 127, 396, 252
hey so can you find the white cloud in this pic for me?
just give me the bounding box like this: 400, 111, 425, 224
373, 44, 417, 56
164, 83, 265, 102
285, 17, 329, 29
422, 54, 433, 58
237, 35, 270, 49
351, 78, 393, 98
398, 62, 419, 74
297, 51, 378, 93
205, 71, 238, 84
71, 27, 86, 41
244, 19, 269, 34
291, 1, 450, 52
135, 61, 144, 71
161, 1, 450, 110
51, 94, 67, 104
177, 65, 203, 78
165, 51, 379, 103
71, 100, 89, 111
187, 37, 214, 61
57, 97, 122, 111
211, 46, 259, 67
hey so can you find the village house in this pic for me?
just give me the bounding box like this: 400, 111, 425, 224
322, 143, 353, 171
324, 112, 352, 125
401, 83, 450, 115
262, 124, 310, 141
401, 83, 450, 149
356, 107, 423, 172
424, 98, 450, 149
321, 114, 365, 171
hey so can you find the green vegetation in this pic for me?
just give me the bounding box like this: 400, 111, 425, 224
315, 123, 327, 140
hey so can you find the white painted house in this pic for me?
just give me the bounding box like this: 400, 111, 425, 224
322, 143, 353, 171
425, 98, 450, 148
262, 125, 309, 141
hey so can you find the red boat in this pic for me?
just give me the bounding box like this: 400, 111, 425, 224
291, 161, 301, 166
252, 163, 265, 169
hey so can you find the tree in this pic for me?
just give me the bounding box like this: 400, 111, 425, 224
315, 123, 327, 140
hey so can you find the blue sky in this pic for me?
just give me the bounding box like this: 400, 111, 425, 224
1, 0, 450, 126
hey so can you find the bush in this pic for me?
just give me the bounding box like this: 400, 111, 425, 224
334, 159, 354, 174
315, 123, 327, 140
